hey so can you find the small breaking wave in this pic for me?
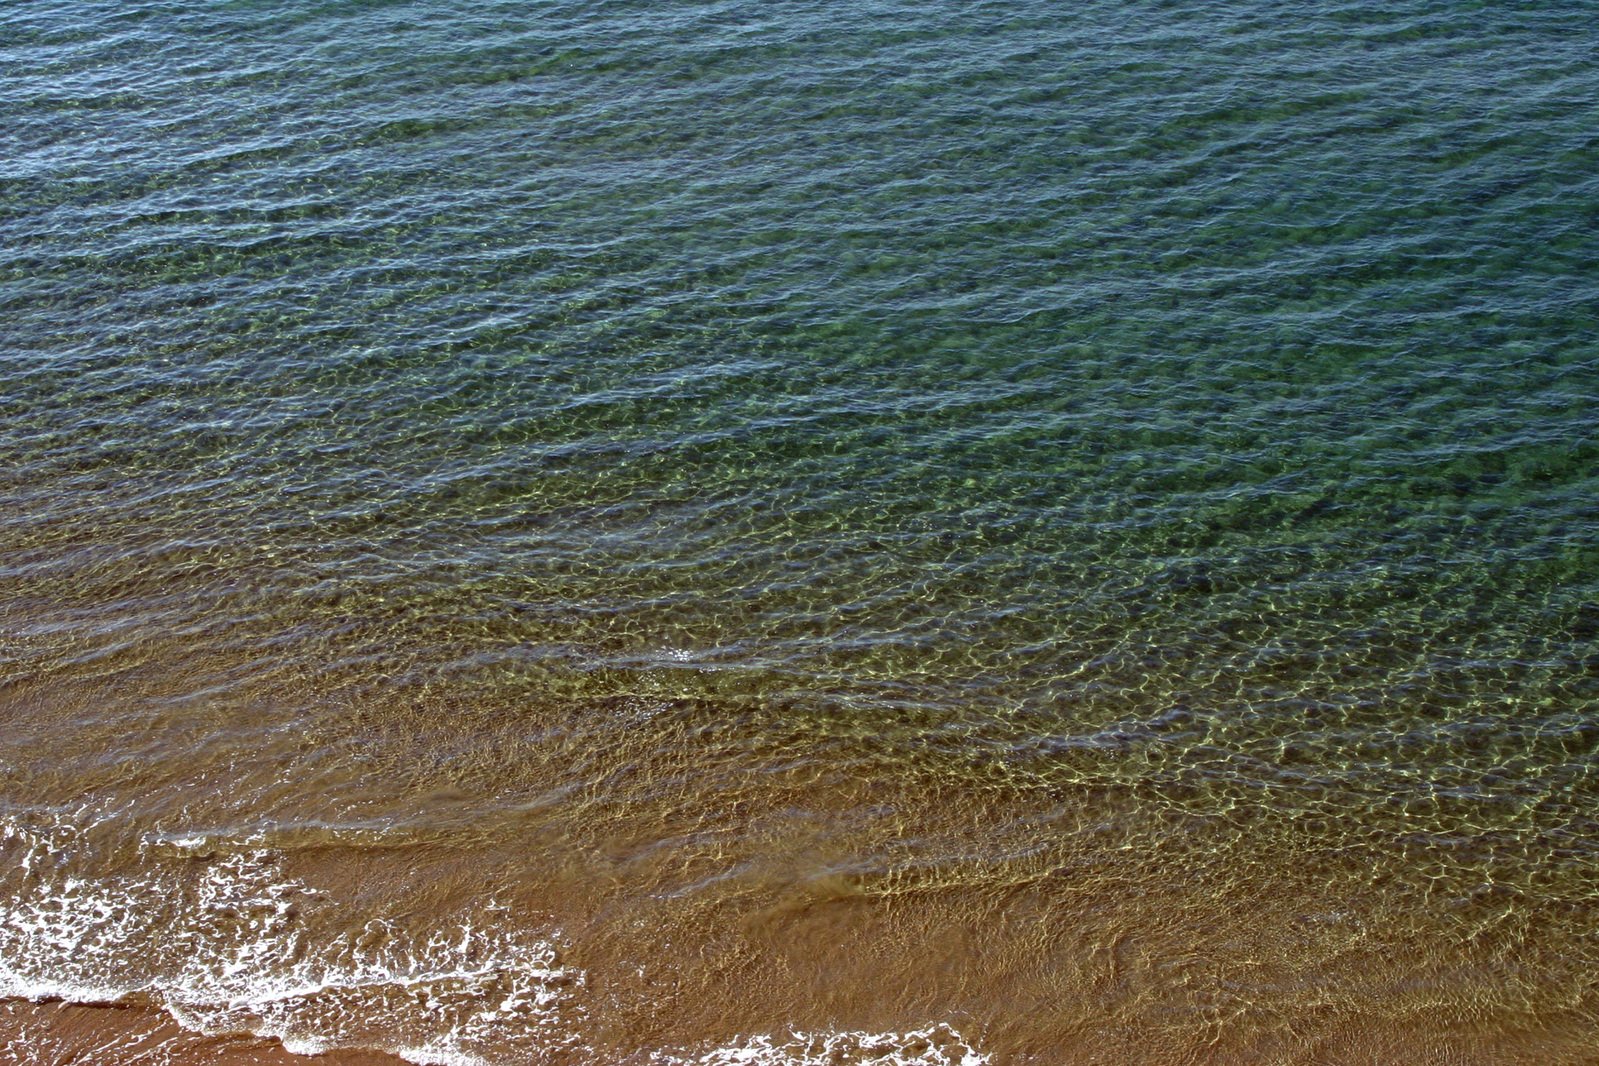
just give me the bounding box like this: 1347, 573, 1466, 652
0, 811, 986, 1065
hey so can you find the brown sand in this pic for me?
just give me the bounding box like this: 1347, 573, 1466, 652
0, 999, 406, 1066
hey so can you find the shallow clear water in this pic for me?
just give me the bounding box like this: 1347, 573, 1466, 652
2, 1, 1598, 1063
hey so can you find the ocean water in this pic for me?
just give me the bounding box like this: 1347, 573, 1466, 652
2, 0, 1597, 1062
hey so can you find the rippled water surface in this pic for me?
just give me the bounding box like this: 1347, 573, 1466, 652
3, 1, 1598, 1063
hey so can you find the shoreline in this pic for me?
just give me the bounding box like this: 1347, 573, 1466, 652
0, 998, 407, 1066
7, 989, 1598, 1066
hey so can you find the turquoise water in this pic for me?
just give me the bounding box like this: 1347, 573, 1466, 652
2, 2, 1598, 1063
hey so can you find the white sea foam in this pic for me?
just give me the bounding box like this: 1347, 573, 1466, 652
0, 810, 988, 1065
0, 811, 585, 1063
679, 1026, 990, 1065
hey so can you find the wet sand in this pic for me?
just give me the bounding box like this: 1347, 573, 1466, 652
0, 999, 405, 1066
6, 990, 1598, 1065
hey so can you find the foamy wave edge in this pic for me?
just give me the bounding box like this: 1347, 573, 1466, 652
1, 815, 987, 1065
